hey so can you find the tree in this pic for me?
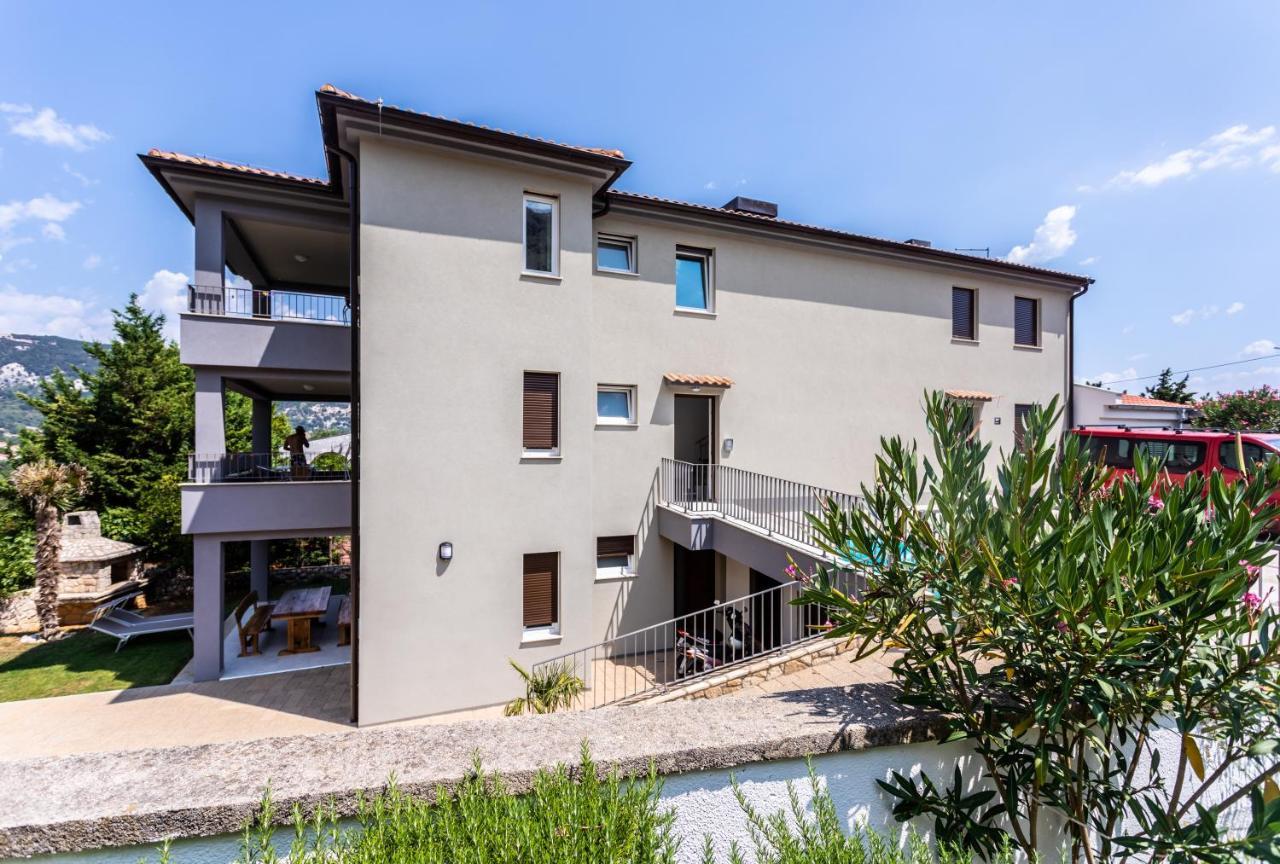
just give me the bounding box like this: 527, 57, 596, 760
1194, 385, 1280, 432
794, 392, 1280, 862
15, 296, 284, 562
1144, 367, 1196, 403
11, 460, 89, 638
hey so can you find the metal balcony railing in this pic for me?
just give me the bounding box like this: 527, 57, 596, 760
659, 458, 864, 550
187, 451, 350, 483
187, 284, 350, 325
532, 570, 859, 710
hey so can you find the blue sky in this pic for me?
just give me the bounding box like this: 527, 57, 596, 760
1, 2, 1277, 395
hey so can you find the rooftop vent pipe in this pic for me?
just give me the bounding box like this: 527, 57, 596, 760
905, 238, 932, 248
723, 196, 778, 218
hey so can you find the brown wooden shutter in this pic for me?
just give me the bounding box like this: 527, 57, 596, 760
951, 287, 975, 340
522, 552, 557, 628
596, 535, 635, 557
523, 372, 559, 451
1014, 297, 1038, 346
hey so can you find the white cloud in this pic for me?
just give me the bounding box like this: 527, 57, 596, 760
139, 269, 190, 340
1078, 256, 1098, 266
1090, 367, 1138, 386
1171, 305, 1224, 326
1226, 301, 1245, 315
0, 194, 82, 231
1006, 205, 1077, 265
1127, 353, 1149, 362
1121, 324, 1136, 335
0, 104, 109, 150
1105, 124, 1277, 189
703, 181, 718, 190
82, 254, 102, 270
41, 222, 65, 241
1241, 338, 1277, 357
62, 163, 96, 187
0, 284, 111, 340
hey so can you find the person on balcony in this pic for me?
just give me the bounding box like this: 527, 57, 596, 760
284, 426, 311, 479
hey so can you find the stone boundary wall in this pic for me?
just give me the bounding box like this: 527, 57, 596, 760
0, 682, 941, 858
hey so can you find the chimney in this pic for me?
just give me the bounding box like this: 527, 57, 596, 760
723, 196, 778, 218
904, 238, 932, 248
63, 510, 101, 540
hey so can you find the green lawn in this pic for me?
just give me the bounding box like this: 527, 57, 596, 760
0, 629, 192, 703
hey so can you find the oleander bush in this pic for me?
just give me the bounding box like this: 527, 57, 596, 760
795, 392, 1280, 863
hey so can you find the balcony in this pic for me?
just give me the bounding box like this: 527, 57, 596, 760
180, 285, 351, 377
181, 451, 350, 537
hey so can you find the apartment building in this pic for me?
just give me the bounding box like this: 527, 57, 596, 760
144, 85, 1092, 724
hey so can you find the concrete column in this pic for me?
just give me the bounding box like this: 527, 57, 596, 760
192, 537, 225, 682
249, 540, 269, 600
193, 370, 226, 458
193, 199, 225, 294
251, 397, 272, 456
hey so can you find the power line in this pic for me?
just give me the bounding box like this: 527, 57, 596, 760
1096, 349, 1280, 385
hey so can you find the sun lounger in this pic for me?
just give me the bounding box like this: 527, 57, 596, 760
87, 595, 194, 652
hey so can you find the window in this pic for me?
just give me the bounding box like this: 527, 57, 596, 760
522, 552, 559, 634
675, 247, 713, 312
1014, 403, 1035, 449
596, 385, 636, 425
523, 371, 559, 455
1014, 296, 1040, 347
596, 535, 635, 579
952, 287, 976, 340
596, 234, 636, 273
1219, 440, 1280, 473
523, 194, 558, 275
1083, 436, 1208, 474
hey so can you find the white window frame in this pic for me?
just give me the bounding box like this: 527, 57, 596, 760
595, 384, 637, 426
522, 193, 560, 277
595, 233, 638, 275
595, 552, 635, 581
675, 246, 715, 314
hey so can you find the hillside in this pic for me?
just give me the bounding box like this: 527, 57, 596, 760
0, 333, 349, 439
0, 334, 97, 437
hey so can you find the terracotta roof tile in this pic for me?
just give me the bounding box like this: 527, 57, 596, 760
945, 389, 996, 402
145, 149, 329, 186
1117, 393, 1192, 409
608, 190, 1091, 284
318, 84, 626, 160
664, 373, 734, 388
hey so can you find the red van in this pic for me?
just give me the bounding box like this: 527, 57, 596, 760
1071, 426, 1280, 524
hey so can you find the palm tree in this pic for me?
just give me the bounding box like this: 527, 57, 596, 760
503, 659, 585, 715
12, 460, 89, 640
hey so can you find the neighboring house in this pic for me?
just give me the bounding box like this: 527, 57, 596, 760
1072, 383, 1198, 429
143, 85, 1093, 725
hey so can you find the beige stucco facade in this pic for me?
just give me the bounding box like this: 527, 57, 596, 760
353, 132, 1082, 724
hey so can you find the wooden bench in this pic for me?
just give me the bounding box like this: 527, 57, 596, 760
234, 590, 273, 657
337, 595, 352, 647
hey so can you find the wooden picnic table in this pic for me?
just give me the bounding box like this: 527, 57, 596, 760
271, 586, 331, 656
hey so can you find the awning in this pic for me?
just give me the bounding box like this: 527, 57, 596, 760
663, 373, 734, 388
944, 389, 995, 402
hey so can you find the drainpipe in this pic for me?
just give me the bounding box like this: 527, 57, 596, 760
1066, 281, 1091, 429
327, 142, 360, 724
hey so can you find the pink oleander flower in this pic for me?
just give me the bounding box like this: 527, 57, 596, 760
1240, 559, 1261, 579
784, 563, 798, 578
1148, 495, 1165, 512
1243, 592, 1263, 612
1002, 578, 1018, 589
1056, 621, 1070, 634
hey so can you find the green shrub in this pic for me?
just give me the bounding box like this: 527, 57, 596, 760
311, 452, 349, 473
705, 762, 1007, 864
0, 530, 34, 597
504, 658, 586, 715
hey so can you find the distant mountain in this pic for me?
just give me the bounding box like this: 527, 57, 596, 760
278, 401, 350, 436
0, 334, 97, 437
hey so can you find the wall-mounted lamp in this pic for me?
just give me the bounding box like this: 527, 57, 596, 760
723, 437, 735, 454
438, 542, 453, 561
293, 253, 309, 263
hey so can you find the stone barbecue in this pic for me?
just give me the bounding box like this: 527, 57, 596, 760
55, 511, 146, 626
